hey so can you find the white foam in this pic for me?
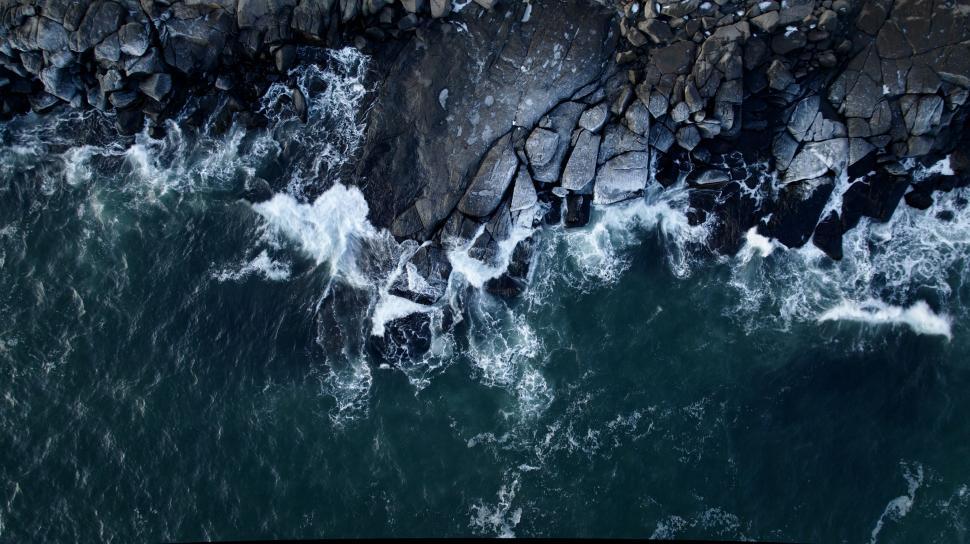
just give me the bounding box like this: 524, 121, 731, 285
370, 294, 431, 336
213, 250, 291, 282
729, 186, 970, 335
738, 226, 778, 261
915, 155, 955, 179
251, 184, 377, 284
817, 299, 952, 339
447, 217, 536, 289
870, 463, 924, 544
469, 473, 523, 538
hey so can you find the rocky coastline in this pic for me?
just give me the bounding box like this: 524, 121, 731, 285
3, 0, 970, 305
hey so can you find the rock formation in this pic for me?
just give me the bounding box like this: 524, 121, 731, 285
3, 0, 970, 307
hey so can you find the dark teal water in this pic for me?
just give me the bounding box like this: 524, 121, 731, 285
1, 51, 969, 542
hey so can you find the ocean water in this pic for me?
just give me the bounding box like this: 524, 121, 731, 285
1, 49, 969, 542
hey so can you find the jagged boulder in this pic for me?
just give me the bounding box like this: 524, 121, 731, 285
594, 151, 649, 204
458, 133, 518, 218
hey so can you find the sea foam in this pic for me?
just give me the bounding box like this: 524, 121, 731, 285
818, 299, 952, 339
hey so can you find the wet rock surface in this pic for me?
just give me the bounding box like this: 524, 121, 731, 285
2, 0, 970, 296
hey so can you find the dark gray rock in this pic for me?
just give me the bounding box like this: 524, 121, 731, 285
38, 66, 79, 103
650, 41, 696, 74
624, 99, 650, 136
118, 22, 150, 57
598, 123, 649, 164
356, 0, 616, 238
531, 101, 585, 182
430, 0, 451, 18
675, 125, 700, 151
71, 1, 124, 52
788, 95, 820, 141
561, 129, 600, 191
291, 0, 335, 38
901, 94, 943, 136
639, 18, 672, 43
767, 59, 793, 91
510, 167, 538, 212
578, 102, 608, 132
109, 89, 139, 108
594, 151, 649, 204
139, 72, 172, 101
94, 32, 120, 63
761, 176, 835, 248
389, 244, 452, 305
125, 48, 164, 76
784, 138, 848, 183
457, 132, 518, 218
161, 5, 232, 75
525, 127, 560, 168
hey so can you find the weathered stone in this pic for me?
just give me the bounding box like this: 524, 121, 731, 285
843, 73, 882, 118
648, 123, 674, 153
72, 1, 124, 52
855, 0, 887, 35
109, 90, 139, 109
458, 133, 519, 218
578, 102, 608, 132
532, 102, 585, 183
751, 11, 779, 32
638, 18, 673, 43
611, 84, 634, 115
38, 66, 79, 103
876, 21, 913, 60
525, 127, 560, 168
901, 94, 943, 136
118, 23, 150, 57
660, 0, 700, 18
762, 176, 835, 248
767, 59, 793, 91
812, 210, 843, 260
594, 151, 649, 204
818, 9, 838, 32
776, 0, 813, 25
291, 0, 335, 37
670, 101, 690, 123
849, 137, 876, 166
784, 138, 849, 182
125, 49, 164, 76
906, 64, 941, 95
675, 125, 700, 150
401, 0, 426, 12
139, 73, 172, 101
647, 91, 669, 119
430, 0, 451, 17
650, 41, 695, 74
94, 32, 121, 63
510, 167, 538, 212
274, 44, 297, 71
599, 123, 650, 164
788, 95, 820, 141
772, 30, 807, 55
561, 130, 600, 191
869, 100, 893, 135
98, 68, 124, 93
161, 6, 232, 75
624, 99, 650, 136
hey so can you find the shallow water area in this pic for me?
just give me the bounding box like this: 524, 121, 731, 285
1, 49, 969, 542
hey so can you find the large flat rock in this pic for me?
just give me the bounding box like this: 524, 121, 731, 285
353, 0, 617, 238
